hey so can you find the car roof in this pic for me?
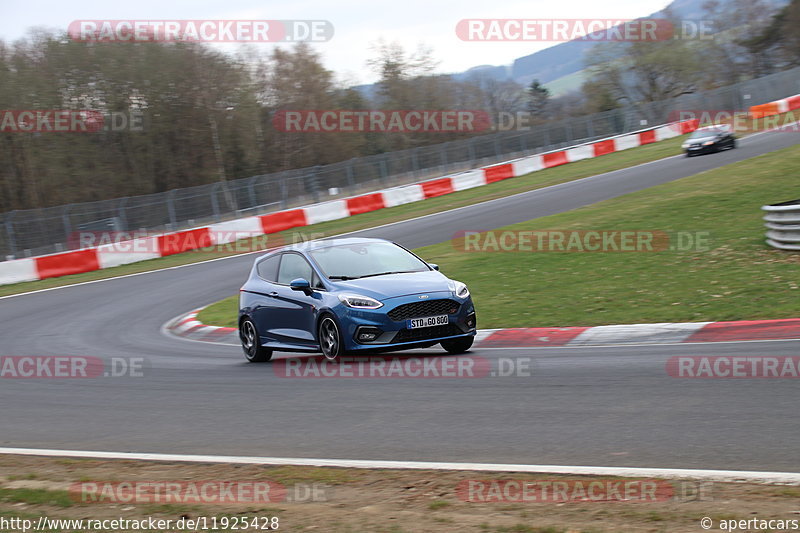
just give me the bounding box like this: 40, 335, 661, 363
255, 237, 392, 261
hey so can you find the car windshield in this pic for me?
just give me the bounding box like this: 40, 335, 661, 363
689, 128, 723, 139
309, 242, 430, 280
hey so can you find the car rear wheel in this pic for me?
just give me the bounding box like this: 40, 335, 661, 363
319, 316, 344, 361
441, 336, 474, 354
240, 318, 273, 362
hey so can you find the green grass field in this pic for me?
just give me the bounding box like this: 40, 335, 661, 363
199, 144, 800, 329
0, 133, 688, 298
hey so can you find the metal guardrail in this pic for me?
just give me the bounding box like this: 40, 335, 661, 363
762, 199, 800, 251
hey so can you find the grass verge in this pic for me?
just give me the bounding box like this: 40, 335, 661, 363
199, 144, 800, 329
0, 135, 687, 299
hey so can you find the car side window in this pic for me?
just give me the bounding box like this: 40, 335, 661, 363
277, 253, 314, 285
256, 254, 281, 282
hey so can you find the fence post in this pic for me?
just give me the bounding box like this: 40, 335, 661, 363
117, 197, 129, 230
346, 160, 356, 191
379, 157, 389, 185
4, 211, 17, 259
247, 176, 258, 211
439, 145, 448, 172
61, 205, 72, 246
210, 183, 221, 222
280, 176, 289, 209
166, 190, 177, 230
305, 166, 321, 203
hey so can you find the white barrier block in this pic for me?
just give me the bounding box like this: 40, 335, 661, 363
304, 200, 349, 225
565, 144, 594, 162
615, 134, 641, 151
97, 238, 161, 269
451, 170, 486, 192
512, 155, 544, 176
381, 185, 425, 208
777, 98, 790, 113
208, 217, 264, 245
0, 258, 39, 285
654, 125, 680, 141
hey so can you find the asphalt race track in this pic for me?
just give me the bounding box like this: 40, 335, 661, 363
1, 129, 799, 471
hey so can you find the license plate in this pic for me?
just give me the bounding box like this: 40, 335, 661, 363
407, 315, 449, 329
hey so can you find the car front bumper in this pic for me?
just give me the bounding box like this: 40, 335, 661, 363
336, 292, 477, 352
685, 143, 718, 155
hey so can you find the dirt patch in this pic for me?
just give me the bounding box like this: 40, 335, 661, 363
1, 454, 799, 532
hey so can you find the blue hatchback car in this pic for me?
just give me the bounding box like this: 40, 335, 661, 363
238, 237, 476, 362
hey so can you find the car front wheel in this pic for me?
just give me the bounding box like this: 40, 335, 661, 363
240, 318, 273, 362
318, 315, 344, 361
441, 336, 474, 354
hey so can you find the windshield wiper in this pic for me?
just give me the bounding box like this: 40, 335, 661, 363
353, 270, 418, 279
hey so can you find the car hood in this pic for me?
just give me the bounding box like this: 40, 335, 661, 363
329, 271, 453, 301
686, 134, 718, 144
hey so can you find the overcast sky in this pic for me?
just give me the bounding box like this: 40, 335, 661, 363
2, 0, 671, 84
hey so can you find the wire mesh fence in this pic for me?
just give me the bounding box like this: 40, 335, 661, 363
2, 66, 799, 260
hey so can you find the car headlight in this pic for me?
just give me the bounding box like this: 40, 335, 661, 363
681, 143, 689, 149
449, 280, 470, 299
338, 293, 383, 309
703, 140, 715, 146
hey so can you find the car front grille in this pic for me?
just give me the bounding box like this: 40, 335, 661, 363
387, 299, 461, 321
393, 324, 463, 343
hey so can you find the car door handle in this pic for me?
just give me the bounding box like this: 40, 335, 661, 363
268, 291, 278, 297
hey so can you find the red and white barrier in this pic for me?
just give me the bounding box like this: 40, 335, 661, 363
0, 116, 721, 287
748, 93, 800, 118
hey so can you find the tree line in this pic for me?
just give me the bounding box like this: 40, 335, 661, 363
0, 0, 797, 212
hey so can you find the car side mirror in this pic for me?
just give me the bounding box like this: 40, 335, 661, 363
290, 278, 312, 293
429, 263, 439, 271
